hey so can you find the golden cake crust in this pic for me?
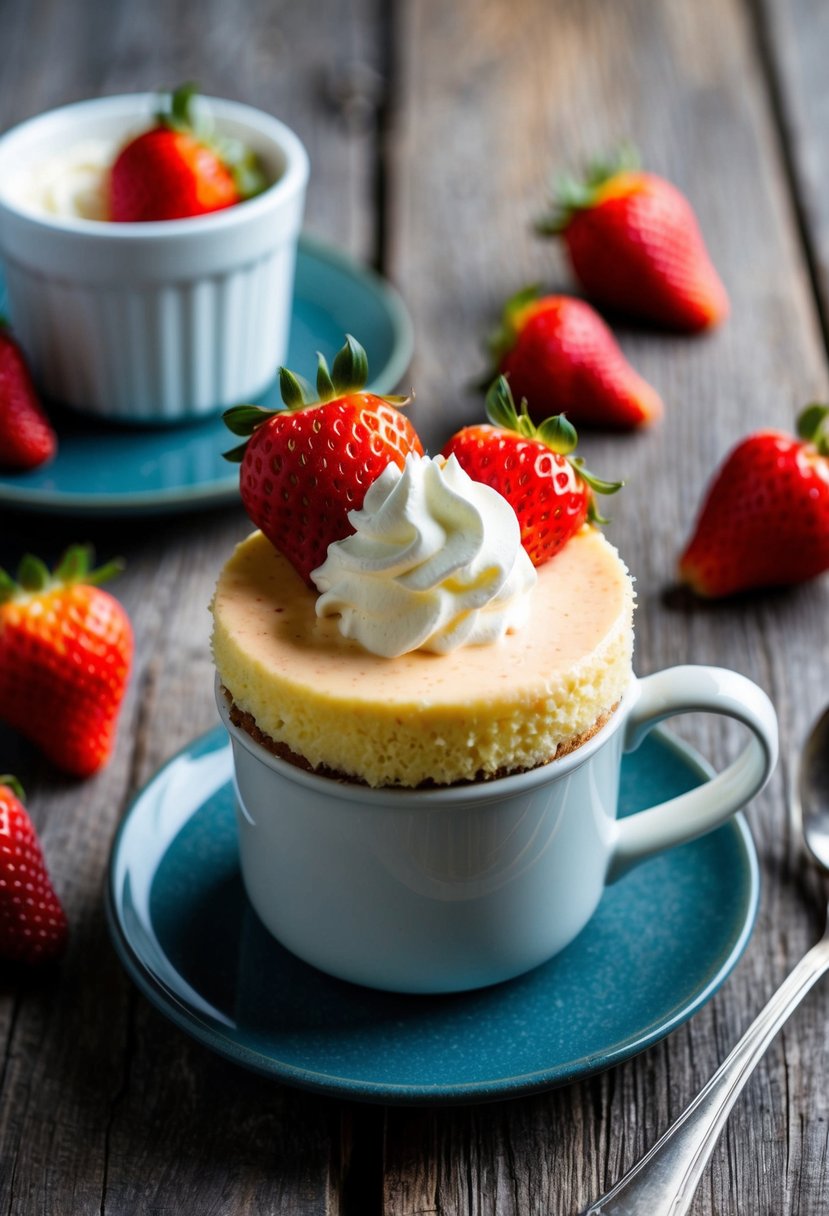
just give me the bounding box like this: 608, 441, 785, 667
223, 685, 618, 787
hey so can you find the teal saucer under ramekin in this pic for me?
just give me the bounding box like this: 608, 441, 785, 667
0, 235, 413, 516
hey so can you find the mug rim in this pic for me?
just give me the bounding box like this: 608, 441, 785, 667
215, 672, 635, 807
0, 91, 309, 241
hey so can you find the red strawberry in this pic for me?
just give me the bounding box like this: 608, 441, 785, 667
109, 83, 266, 222
442, 376, 622, 567
0, 322, 57, 470
538, 147, 729, 332
488, 286, 663, 429
679, 405, 829, 596
224, 335, 423, 584
0, 776, 67, 965
0, 546, 133, 776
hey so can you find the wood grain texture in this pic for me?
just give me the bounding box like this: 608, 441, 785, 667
0, 0, 386, 1212
756, 0, 829, 346
1, 0, 829, 1212
385, 0, 829, 1213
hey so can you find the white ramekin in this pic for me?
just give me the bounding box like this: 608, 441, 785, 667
0, 93, 309, 424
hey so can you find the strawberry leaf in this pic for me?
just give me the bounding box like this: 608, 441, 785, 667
537, 143, 641, 235
223, 440, 250, 463
797, 403, 829, 456
84, 556, 125, 586
331, 335, 369, 394
279, 368, 314, 410
537, 414, 577, 455
570, 457, 624, 497
485, 376, 523, 432
17, 555, 50, 593
585, 142, 639, 188
316, 353, 336, 402
54, 544, 92, 583
0, 775, 25, 802
223, 404, 275, 436
487, 284, 541, 367
0, 568, 15, 603
156, 82, 201, 133
482, 376, 623, 521
587, 499, 611, 527
217, 136, 268, 199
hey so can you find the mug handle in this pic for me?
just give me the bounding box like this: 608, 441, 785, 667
607, 666, 778, 882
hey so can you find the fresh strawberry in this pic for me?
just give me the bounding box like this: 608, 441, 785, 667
0, 546, 133, 776
442, 376, 622, 567
537, 147, 729, 332
0, 321, 57, 470
679, 405, 829, 597
487, 286, 663, 428
0, 776, 67, 965
224, 336, 423, 584
109, 83, 266, 222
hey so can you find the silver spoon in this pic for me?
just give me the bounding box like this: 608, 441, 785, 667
581, 707, 829, 1216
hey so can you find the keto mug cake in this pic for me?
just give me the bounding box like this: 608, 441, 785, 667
211, 343, 777, 992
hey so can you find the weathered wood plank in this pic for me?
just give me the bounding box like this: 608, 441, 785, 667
0, 0, 386, 1212
756, 0, 829, 344
385, 0, 829, 1212
3, 0, 829, 1213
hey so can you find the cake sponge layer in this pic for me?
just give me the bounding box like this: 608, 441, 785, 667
211, 528, 634, 787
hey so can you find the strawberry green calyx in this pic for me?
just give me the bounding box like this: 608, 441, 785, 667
0, 545, 124, 606
0, 775, 25, 801
222, 335, 410, 462
155, 82, 267, 200
487, 284, 542, 368
485, 375, 623, 522
536, 143, 640, 236
157, 82, 201, 133
796, 403, 829, 457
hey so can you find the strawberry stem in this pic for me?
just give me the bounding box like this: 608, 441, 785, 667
168, 82, 199, 130
155, 82, 267, 200
536, 143, 640, 235
0, 545, 124, 604
487, 285, 541, 369
484, 376, 623, 507
223, 335, 405, 464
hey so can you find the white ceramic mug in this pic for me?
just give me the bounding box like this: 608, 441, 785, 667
216, 665, 777, 994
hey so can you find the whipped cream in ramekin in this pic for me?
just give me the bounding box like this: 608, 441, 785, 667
6, 139, 117, 220
312, 453, 537, 657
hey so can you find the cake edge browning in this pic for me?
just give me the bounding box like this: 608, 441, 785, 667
222, 686, 619, 789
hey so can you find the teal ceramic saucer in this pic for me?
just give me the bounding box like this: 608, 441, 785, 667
106, 725, 759, 1105
0, 235, 413, 517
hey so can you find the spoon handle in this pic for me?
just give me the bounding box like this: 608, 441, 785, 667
581, 931, 829, 1216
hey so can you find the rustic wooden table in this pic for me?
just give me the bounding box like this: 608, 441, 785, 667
2, 0, 829, 1212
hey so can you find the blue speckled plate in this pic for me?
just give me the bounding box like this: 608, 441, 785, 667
106, 726, 759, 1105
0, 235, 413, 517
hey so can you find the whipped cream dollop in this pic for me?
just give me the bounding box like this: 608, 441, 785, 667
7, 139, 116, 220
312, 453, 537, 658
